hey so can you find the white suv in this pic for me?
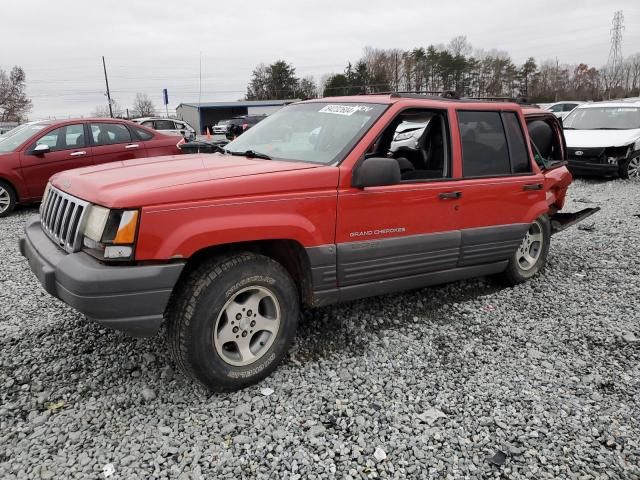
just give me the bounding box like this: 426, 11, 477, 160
132, 117, 196, 140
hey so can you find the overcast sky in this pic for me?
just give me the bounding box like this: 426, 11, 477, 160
3, 0, 639, 119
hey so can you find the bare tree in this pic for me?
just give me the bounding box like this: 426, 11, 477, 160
93, 99, 123, 118
132, 93, 156, 117
0, 66, 32, 122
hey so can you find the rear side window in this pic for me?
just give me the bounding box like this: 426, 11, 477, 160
155, 119, 175, 130
131, 126, 154, 141
90, 123, 132, 145
502, 113, 531, 173
458, 111, 510, 177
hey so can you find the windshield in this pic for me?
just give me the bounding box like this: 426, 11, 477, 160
217, 120, 230, 125
563, 107, 640, 130
0, 123, 48, 153
224, 102, 387, 164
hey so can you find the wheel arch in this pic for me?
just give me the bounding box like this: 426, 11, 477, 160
177, 239, 314, 306
0, 177, 19, 202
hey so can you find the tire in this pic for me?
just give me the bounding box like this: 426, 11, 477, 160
167, 252, 299, 391
0, 181, 17, 218
619, 155, 640, 180
498, 215, 551, 286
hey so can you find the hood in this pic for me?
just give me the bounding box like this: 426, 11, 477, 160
51, 153, 333, 208
564, 128, 640, 148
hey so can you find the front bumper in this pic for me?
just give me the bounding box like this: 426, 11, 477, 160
19, 216, 184, 337
567, 160, 619, 176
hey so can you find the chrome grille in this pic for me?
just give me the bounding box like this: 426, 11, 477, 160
40, 186, 89, 253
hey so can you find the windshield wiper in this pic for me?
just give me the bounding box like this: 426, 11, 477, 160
563, 127, 576, 130
228, 149, 272, 160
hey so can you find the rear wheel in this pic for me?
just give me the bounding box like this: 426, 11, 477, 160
619, 155, 640, 179
167, 252, 299, 391
499, 216, 551, 285
0, 181, 16, 218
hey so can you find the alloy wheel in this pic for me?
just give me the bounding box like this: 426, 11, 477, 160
517, 221, 544, 271
0, 187, 11, 214
627, 156, 640, 179
213, 286, 281, 367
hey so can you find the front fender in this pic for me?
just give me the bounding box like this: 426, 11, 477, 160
135, 196, 337, 260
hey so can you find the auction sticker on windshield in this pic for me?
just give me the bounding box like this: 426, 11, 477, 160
319, 104, 374, 116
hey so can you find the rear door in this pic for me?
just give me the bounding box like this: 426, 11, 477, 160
20, 123, 93, 198
88, 122, 148, 165
453, 109, 543, 267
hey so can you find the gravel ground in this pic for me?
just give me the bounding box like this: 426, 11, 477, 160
1, 178, 639, 479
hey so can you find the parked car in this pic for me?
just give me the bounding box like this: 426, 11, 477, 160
0, 118, 182, 216
544, 101, 584, 120
212, 119, 231, 135
132, 117, 196, 140
20, 95, 596, 391
225, 115, 267, 140
563, 100, 640, 179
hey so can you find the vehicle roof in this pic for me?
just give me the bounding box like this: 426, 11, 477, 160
302, 94, 531, 109
132, 117, 183, 121
576, 99, 640, 109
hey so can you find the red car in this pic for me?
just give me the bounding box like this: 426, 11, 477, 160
21, 95, 596, 391
0, 118, 182, 216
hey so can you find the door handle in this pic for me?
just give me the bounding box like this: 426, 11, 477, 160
125, 144, 140, 149
69, 151, 86, 156
523, 183, 543, 191
438, 191, 462, 200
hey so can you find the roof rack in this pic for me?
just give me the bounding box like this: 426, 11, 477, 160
357, 91, 536, 105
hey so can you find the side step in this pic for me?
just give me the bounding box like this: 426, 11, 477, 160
551, 207, 601, 235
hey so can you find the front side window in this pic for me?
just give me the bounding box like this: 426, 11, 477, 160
225, 102, 386, 164
458, 111, 510, 177
34, 124, 86, 152
373, 109, 450, 181
564, 107, 640, 130
563, 103, 578, 112
90, 123, 132, 145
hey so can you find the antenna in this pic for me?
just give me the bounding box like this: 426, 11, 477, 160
607, 10, 624, 97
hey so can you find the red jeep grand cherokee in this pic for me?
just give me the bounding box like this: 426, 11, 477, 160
20, 95, 596, 391
0, 118, 182, 217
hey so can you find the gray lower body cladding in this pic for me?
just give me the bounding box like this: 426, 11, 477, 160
309, 224, 527, 306
19, 216, 185, 337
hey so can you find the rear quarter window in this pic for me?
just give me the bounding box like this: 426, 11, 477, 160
502, 112, 531, 173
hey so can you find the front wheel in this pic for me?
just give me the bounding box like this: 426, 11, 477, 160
0, 181, 17, 218
499, 216, 551, 285
167, 252, 299, 391
619, 155, 640, 179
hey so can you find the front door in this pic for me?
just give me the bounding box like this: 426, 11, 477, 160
336, 109, 462, 289
20, 123, 93, 198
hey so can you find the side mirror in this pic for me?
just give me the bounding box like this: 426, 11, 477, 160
352, 157, 401, 189
33, 144, 51, 155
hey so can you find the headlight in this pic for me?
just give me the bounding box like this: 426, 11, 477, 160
82, 207, 139, 261
83, 205, 110, 242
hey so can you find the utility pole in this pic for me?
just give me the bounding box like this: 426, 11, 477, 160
102, 56, 113, 118
607, 10, 624, 99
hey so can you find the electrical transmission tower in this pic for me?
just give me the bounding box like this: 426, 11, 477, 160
607, 10, 624, 97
